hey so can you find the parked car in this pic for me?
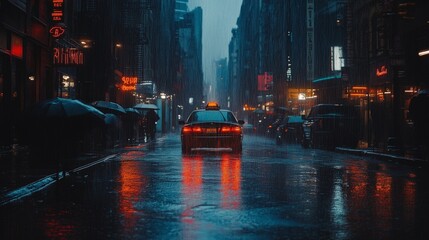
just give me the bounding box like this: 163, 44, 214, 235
301, 104, 359, 149
179, 102, 244, 153
275, 115, 304, 145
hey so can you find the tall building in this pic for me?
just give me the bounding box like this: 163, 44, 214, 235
215, 58, 229, 109
176, 7, 203, 118
236, 0, 261, 115
228, 28, 240, 116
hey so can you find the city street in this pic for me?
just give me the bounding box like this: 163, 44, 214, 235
1, 133, 428, 239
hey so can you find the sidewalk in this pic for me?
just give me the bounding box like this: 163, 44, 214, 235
335, 146, 428, 166
0, 144, 117, 205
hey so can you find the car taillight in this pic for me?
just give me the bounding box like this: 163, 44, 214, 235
193, 126, 203, 133
221, 126, 231, 133
232, 126, 242, 133
182, 126, 203, 133
182, 126, 192, 133
221, 126, 242, 133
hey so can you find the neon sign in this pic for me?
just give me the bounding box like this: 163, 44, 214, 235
376, 65, 388, 77
53, 48, 84, 65
51, 0, 64, 22
49, 26, 65, 38
118, 76, 138, 91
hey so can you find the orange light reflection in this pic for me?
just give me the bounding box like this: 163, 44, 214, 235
221, 153, 241, 209
118, 153, 146, 233
181, 155, 203, 225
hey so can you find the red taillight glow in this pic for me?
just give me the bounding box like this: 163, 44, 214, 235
182, 126, 203, 133
193, 126, 203, 133
182, 126, 192, 133
232, 126, 242, 133
221, 126, 231, 133
221, 126, 241, 133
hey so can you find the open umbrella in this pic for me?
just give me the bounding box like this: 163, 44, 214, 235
26, 98, 106, 156
125, 107, 141, 117
134, 103, 159, 110
92, 100, 126, 115
31, 97, 105, 120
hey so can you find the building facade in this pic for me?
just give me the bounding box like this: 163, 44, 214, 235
0, 0, 51, 146
232, 0, 428, 149
176, 7, 203, 119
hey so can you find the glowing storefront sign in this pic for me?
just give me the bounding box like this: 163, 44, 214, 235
53, 48, 84, 65
51, 0, 64, 22
119, 76, 138, 91
49, 26, 65, 38
376, 65, 388, 77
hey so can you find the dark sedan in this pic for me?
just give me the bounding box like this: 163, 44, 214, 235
301, 104, 359, 149
180, 102, 244, 153
275, 115, 304, 145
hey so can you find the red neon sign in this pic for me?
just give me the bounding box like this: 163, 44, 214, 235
53, 48, 84, 65
49, 26, 65, 38
376, 65, 388, 77
118, 76, 138, 91
51, 0, 64, 22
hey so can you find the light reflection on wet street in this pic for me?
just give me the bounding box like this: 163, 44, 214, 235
1, 134, 428, 239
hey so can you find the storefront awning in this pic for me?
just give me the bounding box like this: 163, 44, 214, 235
312, 74, 342, 83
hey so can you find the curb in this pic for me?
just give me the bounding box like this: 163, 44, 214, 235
0, 154, 118, 206
336, 147, 427, 165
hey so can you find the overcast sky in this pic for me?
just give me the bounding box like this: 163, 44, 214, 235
188, 0, 243, 100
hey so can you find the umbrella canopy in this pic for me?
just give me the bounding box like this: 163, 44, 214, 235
125, 107, 141, 116
31, 97, 105, 120
133, 103, 159, 110
92, 100, 126, 115
26, 98, 106, 142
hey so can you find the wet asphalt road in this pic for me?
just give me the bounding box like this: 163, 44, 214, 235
1, 133, 428, 239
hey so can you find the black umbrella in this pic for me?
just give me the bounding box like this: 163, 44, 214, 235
133, 103, 159, 110
31, 97, 105, 120
125, 107, 141, 117
92, 100, 126, 115
26, 98, 106, 161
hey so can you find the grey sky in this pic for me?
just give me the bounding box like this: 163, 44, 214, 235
188, 0, 243, 100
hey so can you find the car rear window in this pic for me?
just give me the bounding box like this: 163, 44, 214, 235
187, 110, 237, 123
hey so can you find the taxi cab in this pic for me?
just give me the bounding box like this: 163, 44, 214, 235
180, 102, 244, 153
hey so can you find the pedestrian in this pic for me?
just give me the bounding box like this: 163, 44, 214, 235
409, 88, 429, 160
146, 109, 160, 140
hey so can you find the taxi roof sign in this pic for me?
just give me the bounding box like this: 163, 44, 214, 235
206, 102, 220, 110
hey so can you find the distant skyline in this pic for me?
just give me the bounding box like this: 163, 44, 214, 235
188, 0, 243, 101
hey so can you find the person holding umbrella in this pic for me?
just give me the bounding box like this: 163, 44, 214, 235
145, 109, 160, 140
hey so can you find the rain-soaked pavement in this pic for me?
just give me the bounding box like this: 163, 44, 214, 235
1, 133, 428, 239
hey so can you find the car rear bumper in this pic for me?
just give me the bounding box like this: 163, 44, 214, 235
181, 135, 242, 148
